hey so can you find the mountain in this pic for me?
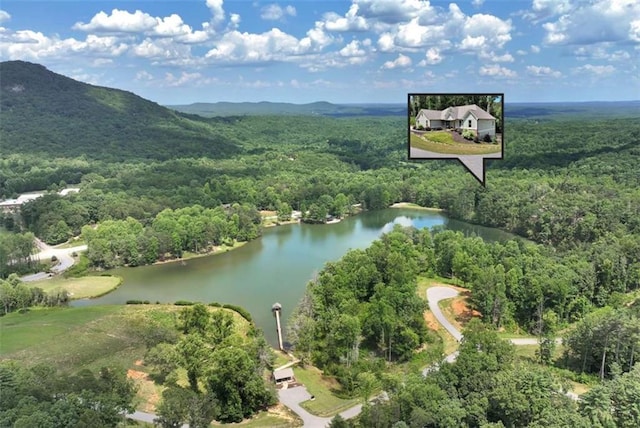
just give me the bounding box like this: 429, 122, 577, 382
0, 61, 241, 161
167, 101, 407, 117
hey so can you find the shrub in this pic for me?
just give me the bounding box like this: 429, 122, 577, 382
126, 300, 144, 305
425, 127, 431, 131
474, 136, 480, 143
174, 300, 194, 306
462, 130, 475, 140
208, 302, 222, 307
222, 303, 253, 322
51, 255, 58, 262
434, 126, 443, 131
483, 133, 493, 143
417, 124, 424, 130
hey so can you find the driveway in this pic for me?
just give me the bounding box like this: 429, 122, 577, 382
278, 387, 331, 428
426, 287, 463, 342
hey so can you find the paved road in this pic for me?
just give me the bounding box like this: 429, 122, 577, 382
20, 238, 87, 282
126, 410, 188, 427
424, 286, 578, 401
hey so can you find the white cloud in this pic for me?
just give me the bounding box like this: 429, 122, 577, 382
462, 14, 512, 49
522, 0, 572, 22
541, 0, 640, 45
339, 39, 367, 57
381, 53, 412, 69
228, 13, 241, 30
516, 49, 527, 55
531, 44, 540, 53
354, 0, 434, 25
479, 64, 517, 78
0, 30, 129, 61
479, 51, 514, 62
574, 45, 632, 61
526, 65, 562, 77
205, 26, 331, 64
165, 71, 217, 87
394, 17, 446, 48
136, 70, 154, 81
206, 0, 225, 25
73, 9, 210, 43
574, 64, 616, 75
260, 4, 296, 21
472, 0, 484, 7
132, 37, 191, 61
324, 4, 369, 32
460, 35, 486, 50
0, 10, 10, 24
418, 47, 442, 65
73, 9, 157, 32
91, 58, 113, 67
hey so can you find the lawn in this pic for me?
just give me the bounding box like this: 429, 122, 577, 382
294, 364, 360, 417
410, 132, 501, 155
26, 275, 122, 299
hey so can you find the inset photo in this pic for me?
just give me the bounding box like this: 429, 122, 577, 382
408, 93, 503, 159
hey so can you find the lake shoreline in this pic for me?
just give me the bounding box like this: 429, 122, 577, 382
390, 202, 445, 212
150, 241, 248, 266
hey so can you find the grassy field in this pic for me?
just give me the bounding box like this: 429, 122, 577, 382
410, 132, 501, 155
294, 364, 360, 417
26, 275, 122, 299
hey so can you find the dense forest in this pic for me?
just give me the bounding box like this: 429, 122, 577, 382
1, 62, 639, 426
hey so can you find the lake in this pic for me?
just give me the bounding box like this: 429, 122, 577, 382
72, 208, 519, 346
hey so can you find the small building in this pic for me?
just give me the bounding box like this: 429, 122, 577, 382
273, 367, 295, 385
415, 104, 496, 138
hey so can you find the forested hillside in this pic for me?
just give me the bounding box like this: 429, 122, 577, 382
0, 61, 240, 161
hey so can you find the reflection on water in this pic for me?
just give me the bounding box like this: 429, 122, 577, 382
72, 208, 519, 346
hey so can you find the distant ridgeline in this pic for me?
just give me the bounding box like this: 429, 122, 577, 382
167, 101, 407, 117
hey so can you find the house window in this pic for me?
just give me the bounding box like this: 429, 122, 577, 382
468, 120, 471, 127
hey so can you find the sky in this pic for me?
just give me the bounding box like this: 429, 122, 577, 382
0, 0, 639, 105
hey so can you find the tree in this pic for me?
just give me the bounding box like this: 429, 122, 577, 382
328, 414, 351, 427
176, 333, 209, 392
276, 201, 292, 222
206, 346, 276, 423
179, 304, 211, 335
356, 371, 380, 402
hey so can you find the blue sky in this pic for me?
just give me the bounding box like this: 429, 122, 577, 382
1, 0, 639, 104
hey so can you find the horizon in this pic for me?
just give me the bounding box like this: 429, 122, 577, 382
164, 99, 640, 106
0, 1, 638, 105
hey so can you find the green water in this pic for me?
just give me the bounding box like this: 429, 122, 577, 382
72, 208, 519, 345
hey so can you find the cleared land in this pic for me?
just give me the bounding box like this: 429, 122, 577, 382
410, 132, 501, 155
25, 275, 122, 299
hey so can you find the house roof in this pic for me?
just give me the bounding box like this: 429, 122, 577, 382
417, 104, 495, 121
273, 367, 294, 380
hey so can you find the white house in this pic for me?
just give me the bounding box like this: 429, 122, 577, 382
415, 104, 496, 138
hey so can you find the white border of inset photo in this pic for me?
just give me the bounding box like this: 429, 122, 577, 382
407, 93, 505, 185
